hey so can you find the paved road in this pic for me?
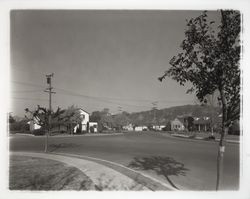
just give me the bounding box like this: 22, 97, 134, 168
9, 132, 239, 190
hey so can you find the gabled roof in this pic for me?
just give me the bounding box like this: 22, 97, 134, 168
176, 117, 185, 124
78, 108, 90, 115
193, 117, 211, 125
171, 118, 184, 124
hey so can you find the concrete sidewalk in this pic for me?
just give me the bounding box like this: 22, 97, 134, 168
11, 152, 176, 191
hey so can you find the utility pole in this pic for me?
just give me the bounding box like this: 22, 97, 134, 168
44, 73, 56, 153
152, 101, 158, 131
117, 106, 123, 131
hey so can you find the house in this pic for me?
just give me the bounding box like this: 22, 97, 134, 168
89, 122, 98, 133
123, 123, 134, 131
152, 125, 166, 131
73, 108, 90, 133
193, 117, 211, 132
135, 125, 148, 131
171, 116, 194, 131
171, 118, 185, 131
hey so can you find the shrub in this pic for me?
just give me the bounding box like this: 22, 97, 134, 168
189, 134, 196, 139
9, 121, 29, 132
90, 126, 95, 133
204, 135, 216, 141
33, 128, 45, 136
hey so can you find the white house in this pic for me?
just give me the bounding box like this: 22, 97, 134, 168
171, 118, 185, 131
89, 122, 98, 133
152, 125, 166, 131
74, 109, 90, 133
79, 109, 90, 131
135, 125, 148, 131
123, 123, 134, 131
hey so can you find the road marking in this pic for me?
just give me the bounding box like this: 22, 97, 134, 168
52, 152, 180, 191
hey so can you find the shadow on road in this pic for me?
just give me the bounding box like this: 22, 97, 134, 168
49, 143, 79, 152
128, 156, 188, 189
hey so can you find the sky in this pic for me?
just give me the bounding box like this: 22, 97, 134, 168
10, 10, 220, 116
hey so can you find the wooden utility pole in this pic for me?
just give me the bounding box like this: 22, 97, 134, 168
44, 73, 55, 153
152, 101, 158, 130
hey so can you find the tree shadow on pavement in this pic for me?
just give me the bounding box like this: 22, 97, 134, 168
128, 156, 189, 190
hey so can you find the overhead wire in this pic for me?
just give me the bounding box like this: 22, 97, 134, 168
11, 80, 194, 108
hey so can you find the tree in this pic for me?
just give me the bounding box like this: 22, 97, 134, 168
90, 111, 102, 123
202, 93, 221, 135
113, 111, 131, 131
8, 113, 16, 124
90, 108, 115, 131
25, 105, 65, 130
159, 10, 240, 190
25, 105, 67, 151
60, 105, 83, 134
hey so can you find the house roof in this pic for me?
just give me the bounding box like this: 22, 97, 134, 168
78, 108, 90, 115
176, 117, 185, 124
171, 118, 184, 124
193, 117, 211, 125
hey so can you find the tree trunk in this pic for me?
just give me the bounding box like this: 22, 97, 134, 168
216, 126, 228, 190
216, 87, 228, 190
45, 131, 49, 153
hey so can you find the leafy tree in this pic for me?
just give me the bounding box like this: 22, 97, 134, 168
100, 108, 115, 130
202, 93, 221, 135
90, 111, 102, 123
25, 105, 65, 130
60, 105, 83, 134
113, 111, 131, 130
159, 10, 240, 190
90, 108, 114, 131
8, 113, 16, 124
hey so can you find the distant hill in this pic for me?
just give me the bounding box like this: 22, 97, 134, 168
127, 104, 220, 125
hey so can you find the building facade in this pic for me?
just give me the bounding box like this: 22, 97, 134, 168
171, 118, 185, 131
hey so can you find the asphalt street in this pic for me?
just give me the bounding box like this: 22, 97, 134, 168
9, 132, 239, 190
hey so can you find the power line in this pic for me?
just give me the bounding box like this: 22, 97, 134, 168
11, 80, 44, 88
11, 80, 193, 106
12, 90, 43, 93
12, 97, 49, 102
56, 89, 152, 108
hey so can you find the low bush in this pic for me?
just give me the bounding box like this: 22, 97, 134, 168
204, 135, 216, 141
9, 121, 29, 132
188, 134, 196, 139
33, 129, 45, 136
89, 126, 95, 133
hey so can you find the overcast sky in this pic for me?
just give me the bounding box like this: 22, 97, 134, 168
10, 10, 220, 116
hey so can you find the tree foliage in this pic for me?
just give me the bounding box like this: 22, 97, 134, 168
25, 105, 64, 129
9, 113, 16, 124
159, 10, 241, 127
90, 108, 115, 130
25, 105, 82, 130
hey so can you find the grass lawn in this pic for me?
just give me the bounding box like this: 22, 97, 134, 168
9, 155, 94, 190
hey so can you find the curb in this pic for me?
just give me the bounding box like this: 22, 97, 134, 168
171, 134, 240, 144
51, 152, 179, 191
9, 133, 124, 138
9, 133, 35, 137
51, 133, 124, 138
